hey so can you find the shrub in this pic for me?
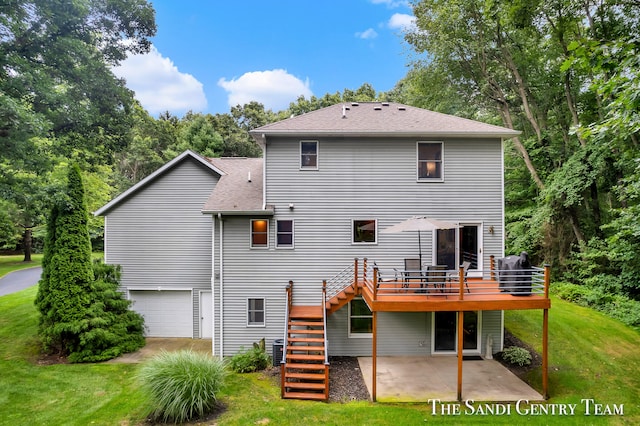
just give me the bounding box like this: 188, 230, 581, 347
229, 340, 270, 373
501, 346, 532, 367
137, 350, 227, 423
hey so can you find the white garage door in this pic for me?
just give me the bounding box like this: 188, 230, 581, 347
129, 290, 192, 337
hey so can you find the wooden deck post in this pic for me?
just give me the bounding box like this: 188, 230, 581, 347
457, 310, 464, 401
458, 265, 465, 300
490, 255, 495, 281
543, 263, 550, 399
372, 310, 377, 402
363, 257, 367, 285
354, 257, 359, 287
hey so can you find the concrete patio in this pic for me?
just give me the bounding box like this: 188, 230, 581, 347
358, 356, 543, 403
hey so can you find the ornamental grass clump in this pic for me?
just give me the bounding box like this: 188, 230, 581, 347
137, 350, 227, 423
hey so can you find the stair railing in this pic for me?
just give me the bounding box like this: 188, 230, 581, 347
281, 280, 293, 397
324, 259, 356, 300
322, 281, 329, 365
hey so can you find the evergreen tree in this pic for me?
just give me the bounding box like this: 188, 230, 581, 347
36, 163, 145, 361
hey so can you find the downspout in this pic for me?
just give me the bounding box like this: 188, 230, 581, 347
211, 216, 216, 355
262, 136, 267, 210
218, 212, 224, 358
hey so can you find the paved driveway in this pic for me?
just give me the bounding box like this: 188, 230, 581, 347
0, 267, 42, 296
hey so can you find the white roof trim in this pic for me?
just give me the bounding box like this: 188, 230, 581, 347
94, 150, 226, 216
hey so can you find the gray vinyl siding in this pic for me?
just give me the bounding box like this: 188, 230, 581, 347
481, 310, 503, 354
104, 159, 218, 338
218, 136, 504, 355
327, 308, 430, 356
264, 136, 504, 304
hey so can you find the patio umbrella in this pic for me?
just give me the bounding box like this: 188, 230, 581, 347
381, 216, 460, 265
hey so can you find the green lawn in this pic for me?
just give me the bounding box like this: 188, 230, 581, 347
0, 284, 638, 424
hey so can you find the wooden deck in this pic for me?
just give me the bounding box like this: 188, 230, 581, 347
359, 277, 550, 312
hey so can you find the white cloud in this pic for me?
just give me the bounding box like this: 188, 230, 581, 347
218, 69, 313, 111
356, 28, 378, 39
370, 0, 408, 8
112, 45, 207, 115
388, 13, 417, 32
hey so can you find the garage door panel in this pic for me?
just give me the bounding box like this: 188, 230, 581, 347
130, 290, 192, 337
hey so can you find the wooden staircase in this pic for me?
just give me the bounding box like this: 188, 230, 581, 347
281, 305, 329, 401
325, 281, 358, 314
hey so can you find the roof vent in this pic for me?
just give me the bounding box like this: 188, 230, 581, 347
247, 171, 251, 182
342, 104, 348, 119
374, 106, 382, 110
351, 102, 359, 106
382, 102, 390, 106
398, 106, 406, 111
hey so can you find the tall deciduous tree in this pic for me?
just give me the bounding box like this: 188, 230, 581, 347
0, 0, 156, 260
403, 0, 638, 277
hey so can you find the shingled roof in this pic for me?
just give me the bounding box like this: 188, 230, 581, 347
250, 102, 520, 140
201, 157, 268, 215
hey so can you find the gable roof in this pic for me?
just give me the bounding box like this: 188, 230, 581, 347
250, 102, 520, 141
201, 157, 268, 215
94, 150, 225, 216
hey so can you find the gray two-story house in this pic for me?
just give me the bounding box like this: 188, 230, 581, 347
96, 102, 551, 401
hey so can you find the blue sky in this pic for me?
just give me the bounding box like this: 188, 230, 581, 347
112, 0, 417, 116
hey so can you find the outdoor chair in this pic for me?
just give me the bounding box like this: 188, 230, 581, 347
402, 258, 422, 289
448, 261, 472, 293
425, 264, 448, 293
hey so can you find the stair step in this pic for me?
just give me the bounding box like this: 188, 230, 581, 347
286, 353, 325, 362
284, 371, 326, 381
289, 306, 323, 319
283, 391, 327, 401
288, 328, 324, 335
284, 381, 326, 390
288, 320, 323, 327
287, 343, 325, 350
284, 362, 328, 371
288, 337, 325, 343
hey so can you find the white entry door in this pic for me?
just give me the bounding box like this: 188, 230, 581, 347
200, 290, 212, 338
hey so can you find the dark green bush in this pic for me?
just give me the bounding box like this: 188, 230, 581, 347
551, 281, 640, 329
137, 350, 227, 423
229, 343, 270, 373
501, 346, 532, 367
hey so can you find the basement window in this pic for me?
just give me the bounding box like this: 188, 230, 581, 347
247, 298, 265, 327
349, 298, 372, 338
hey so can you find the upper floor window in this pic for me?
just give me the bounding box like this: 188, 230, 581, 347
300, 140, 318, 170
352, 219, 377, 244
251, 219, 269, 248
417, 142, 443, 181
276, 219, 294, 248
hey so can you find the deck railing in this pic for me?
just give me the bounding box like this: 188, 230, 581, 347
360, 258, 549, 299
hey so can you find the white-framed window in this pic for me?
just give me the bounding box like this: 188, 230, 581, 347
247, 298, 265, 327
300, 140, 318, 170
250, 219, 269, 248
352, 219, 377, 244
348, 298, 372, 338
417, 141, 444, 181
276, 219, 294, 248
